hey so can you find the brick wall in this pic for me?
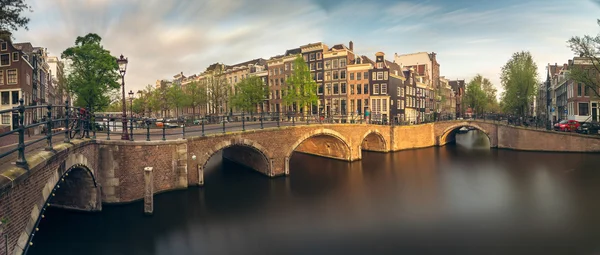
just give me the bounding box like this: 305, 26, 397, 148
497, 125, 600, 152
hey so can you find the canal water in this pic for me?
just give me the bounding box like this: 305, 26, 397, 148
29, 131, 600, 255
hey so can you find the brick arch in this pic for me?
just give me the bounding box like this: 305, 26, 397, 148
20, 162, 99, 254
285, 128, 352, 160
198, 137, 273, 175
360, 129, 388, 152
439, 122, 491, 145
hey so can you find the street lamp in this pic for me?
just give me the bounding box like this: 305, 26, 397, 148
117, 54, 129, 140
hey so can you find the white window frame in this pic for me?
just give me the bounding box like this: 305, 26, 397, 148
381, 83, 387, 94
0, 53, 9, 67
6, 69, 17, 84
373, 84, 380, 94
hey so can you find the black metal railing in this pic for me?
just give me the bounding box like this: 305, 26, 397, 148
3, 101, 600, 169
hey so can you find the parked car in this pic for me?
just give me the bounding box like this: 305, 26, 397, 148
554, 120, 580, 132
576, 122, 600, 135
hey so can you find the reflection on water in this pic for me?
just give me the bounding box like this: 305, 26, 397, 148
29, 143, 600, 255
456, 129, 491, 149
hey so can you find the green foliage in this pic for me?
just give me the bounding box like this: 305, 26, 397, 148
167, 84, 187, 117
131, 98, 144, 114
567, 19, 600, 98
465, 74, 500, 114
0, 0, 32, 32
464, 76, 488, 115
183, 81, 207, 119
205, 68, 229, 115
500, 51, 538, 115
229, 76, 267, 113
283, 56, 319, 112
62, 34, 120, 111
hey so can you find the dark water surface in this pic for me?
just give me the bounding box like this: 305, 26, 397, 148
29, 131, 600, 255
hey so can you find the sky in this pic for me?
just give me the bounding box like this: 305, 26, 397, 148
11, 0, 600, 97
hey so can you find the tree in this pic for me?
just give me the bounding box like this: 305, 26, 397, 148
500, 51, 538, 115
283, 56, 319, 113
468, 74, 500, 114
184, 81, 207, 120
464, 76, 488, 116
131, 98, 144, 115
205, 68, 229, 115
229, 76, 268, 113
167, 84, 186, 118
0, 0, 32, 32
567, 19, 600, 98
62, 34, 120, 111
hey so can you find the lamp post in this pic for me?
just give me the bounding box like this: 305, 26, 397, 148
128, 90, 134, 118
117, 54, 129, 140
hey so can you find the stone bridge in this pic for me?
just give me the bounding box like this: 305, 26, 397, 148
2, 121, 600, 255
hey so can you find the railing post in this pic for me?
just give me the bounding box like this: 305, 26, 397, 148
106, 118, 111, 140
242, 112, 246, 131
91, 106, 96, 140
85, 107, 90, 139
15, 98, 27, 168
64, 101, 71, 143
222, 116, 226, 134
182, 120, 186, 139
260, 111, 264, 129
130, 116, 134, 141
146, 121, 150, 141
162, 122, 166, 141
276, 111, 280, 128
45, 104, 53, 151
201, 117, 205, 137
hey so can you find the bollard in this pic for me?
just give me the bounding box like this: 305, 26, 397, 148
144, 167, 154, 215
146, 121, 150, 141
45, 105, 53, 151
162, 122, 166, 141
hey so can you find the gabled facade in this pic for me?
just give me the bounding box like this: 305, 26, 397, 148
347, 55, 372, 118
322, 42, 355, 120
0, 31, 34, 130
368, 52, 391, 123
300, 42, 328, 115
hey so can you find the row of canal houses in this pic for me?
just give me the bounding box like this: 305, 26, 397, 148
167, 41, 465, 124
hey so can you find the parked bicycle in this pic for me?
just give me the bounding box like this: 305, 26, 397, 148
68, 107, 88, 139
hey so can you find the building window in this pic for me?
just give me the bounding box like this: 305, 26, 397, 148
0, 42, 6, 51
280, 78, 284, 85
303, 55, 308, 61
350, 100, 355, 113
317, 62, 323, 70
310, 63, 315, 71
579, 102, 589, 115
578, 83, 582, 96
12, 52, 19, 62
325, 72, 331, 81
381, 83, 387, 94
397, 87, 401, 96
357, 84, 361, 94
400, 87, 404, 97
326, 83, 331, 95
7, 69, 17, 84
341, 83, 347, 94
377, 72, 384, 80
397, 100, 404, 110
350, 84, 355, 94
333, 59, 339, 69
325, 61, 331, 70
377, 62, 383, 69
11, 91, 18, 104
0, 54, 9, 66
340, 70, 346, 79
318, 84, 324, 95
350, 73, 354, 80
585, 85, 590, 96
364, 83, 369, 94
364, 72, 369, 80
382, 99, 387, 112
333, 83, 339, 94
310, 53, 315, 61
1, 92, 8, 105
333, 71, 339, 80
384, 71, 388, 80
357, 72, 362, 80
317, 53, 322, 60
373, 84, 380, 94
317, 72, 323, 81
0, 70, 3, 84
1, 114, 9, 124
340, 59, 346, 68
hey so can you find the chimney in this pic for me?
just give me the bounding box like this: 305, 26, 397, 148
349, 41, 354, 51
0, 30, 12, 43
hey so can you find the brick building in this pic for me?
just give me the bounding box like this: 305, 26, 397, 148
300, 42, 327, 115
347, 56, 372, 119
0, 31, 34, 130
323, 43, 355, 120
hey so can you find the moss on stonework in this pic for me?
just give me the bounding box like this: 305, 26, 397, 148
1, 166, 27, 181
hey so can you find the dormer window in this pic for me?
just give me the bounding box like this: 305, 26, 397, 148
377, 62, 382, 69
12, 52, 18, 61
1, 42, 6, 51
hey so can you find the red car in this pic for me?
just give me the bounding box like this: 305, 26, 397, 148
554, 120, 580, 132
